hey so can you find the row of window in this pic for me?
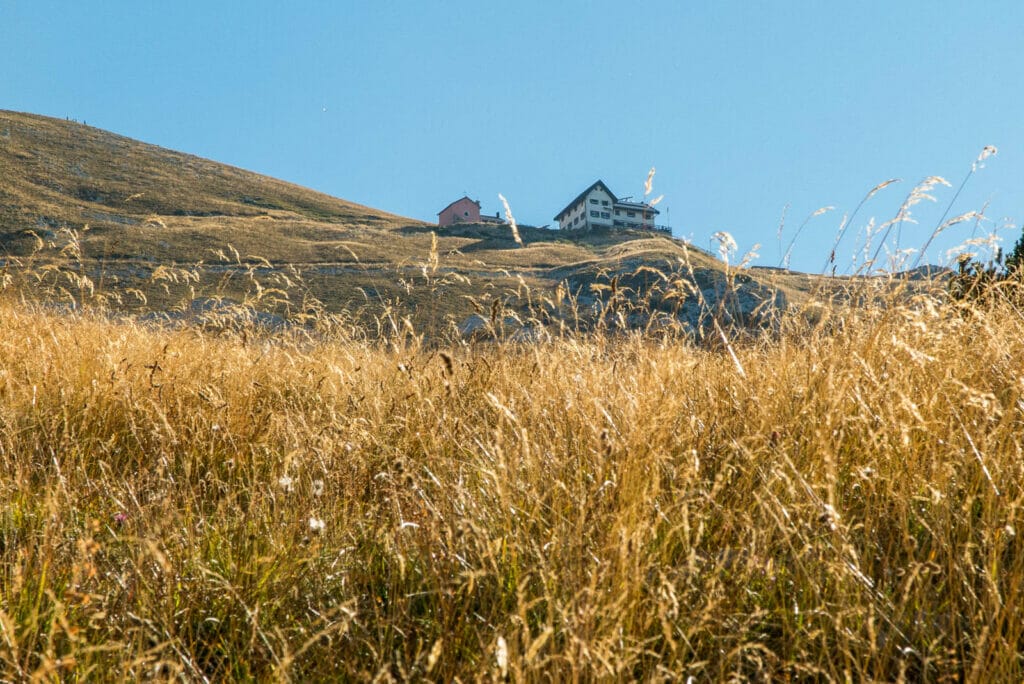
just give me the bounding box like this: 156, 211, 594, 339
566, 197, 645, 227
585, 199, 641, 217
583, 209, 640, 219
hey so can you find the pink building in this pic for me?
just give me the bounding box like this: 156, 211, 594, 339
437, 196, 481, 226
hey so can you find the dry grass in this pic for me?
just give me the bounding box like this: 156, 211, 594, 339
0, 274, 1022, 681
0, 110, 412, 251
4, 108, 1020, 680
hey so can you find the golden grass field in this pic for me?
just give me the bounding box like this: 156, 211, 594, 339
0, 273, 1022, 681
3, 109, 1022, 681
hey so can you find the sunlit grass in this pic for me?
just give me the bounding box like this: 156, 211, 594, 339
3, 110, 1021, 678
0, 271, 1022, 680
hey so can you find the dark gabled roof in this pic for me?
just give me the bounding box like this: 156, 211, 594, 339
553, 180, 618, 221
437, 195, 481, 216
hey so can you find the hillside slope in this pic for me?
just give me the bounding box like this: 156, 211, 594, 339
0, 110, 829, 332
0, 110, 417, 261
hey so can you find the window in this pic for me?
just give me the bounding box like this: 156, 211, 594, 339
590, 210, 599, 217
627, 211, 636, 218
614, 210, 620, 216
600, 212, 610, 219
601, 200, 609, 206
590, 199, 598, 205
464, 211, 469, 217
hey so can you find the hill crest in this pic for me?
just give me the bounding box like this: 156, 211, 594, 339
0, 110, 831, 332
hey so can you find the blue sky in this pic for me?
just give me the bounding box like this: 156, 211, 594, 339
3, 1, 1021, 272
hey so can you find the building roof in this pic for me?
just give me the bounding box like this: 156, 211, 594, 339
614, 200, 660, 215
437, 196, 481, 216
553, 180, 618, 222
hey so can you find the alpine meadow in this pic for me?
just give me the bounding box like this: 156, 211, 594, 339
1, 107, 1023, 681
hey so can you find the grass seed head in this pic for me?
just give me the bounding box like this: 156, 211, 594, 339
498, 193, 523, 247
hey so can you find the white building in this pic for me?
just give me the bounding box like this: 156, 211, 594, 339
553, 179, 665, 232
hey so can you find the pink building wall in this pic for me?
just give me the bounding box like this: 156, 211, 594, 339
438, 197, 481, 226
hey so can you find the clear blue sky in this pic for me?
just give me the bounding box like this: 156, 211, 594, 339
3, 1, 1021, 272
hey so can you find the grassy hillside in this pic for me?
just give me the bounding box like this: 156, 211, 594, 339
0, 110, 412, 255
0, 110, 831, 332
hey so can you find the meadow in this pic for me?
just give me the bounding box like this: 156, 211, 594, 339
3, 112, 1023, 679
0, 263, 1022, 682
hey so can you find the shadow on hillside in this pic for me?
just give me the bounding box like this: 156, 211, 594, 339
397, 223, 685, 252
396, 222, 561, 248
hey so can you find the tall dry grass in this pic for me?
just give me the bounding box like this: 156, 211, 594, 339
0, 271, 1022, 680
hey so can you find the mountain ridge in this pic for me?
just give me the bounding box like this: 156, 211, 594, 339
0, 109, 416, 252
